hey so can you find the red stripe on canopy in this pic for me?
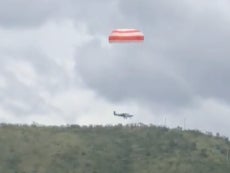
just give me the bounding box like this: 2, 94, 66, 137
109, 29, 144, 43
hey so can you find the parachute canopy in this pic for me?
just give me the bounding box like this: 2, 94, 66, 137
109, 29, 144, 43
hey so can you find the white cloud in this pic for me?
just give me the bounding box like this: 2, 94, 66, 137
5, 60, 38, 87
181, 98, 230, 136
0, 74, 7, 88
0, 108, 13, 122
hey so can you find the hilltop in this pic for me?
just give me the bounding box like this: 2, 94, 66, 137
0, 123, 230, 173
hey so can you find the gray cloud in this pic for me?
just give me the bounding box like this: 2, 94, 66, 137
75, 39, 194, 111
75, 0, 230, 111
0, 0, 121, 30
1, 0, 228, 111
0, 0, 230, 136
0, 0, 61, 27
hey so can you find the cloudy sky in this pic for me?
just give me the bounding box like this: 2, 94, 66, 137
0, 0, 230, 137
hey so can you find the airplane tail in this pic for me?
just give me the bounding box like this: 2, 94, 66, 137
113, 111, 116, 115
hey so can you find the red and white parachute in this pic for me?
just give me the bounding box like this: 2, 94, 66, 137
108, 29, 144, 43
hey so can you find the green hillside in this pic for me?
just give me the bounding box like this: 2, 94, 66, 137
0, 123, 229, 173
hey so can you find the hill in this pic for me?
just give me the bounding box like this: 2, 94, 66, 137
0, 123, 230, 173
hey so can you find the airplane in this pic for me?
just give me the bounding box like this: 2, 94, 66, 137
113, 111, 134, 119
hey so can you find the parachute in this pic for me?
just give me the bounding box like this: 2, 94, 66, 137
109, 29, 144, 43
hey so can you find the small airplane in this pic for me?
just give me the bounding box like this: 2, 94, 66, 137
113, 111, 134, 119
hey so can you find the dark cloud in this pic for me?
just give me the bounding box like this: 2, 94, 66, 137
75, 0, 230, 110
75, 39, 194, 111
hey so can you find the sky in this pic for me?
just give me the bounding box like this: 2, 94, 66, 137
0, 0, 230, 137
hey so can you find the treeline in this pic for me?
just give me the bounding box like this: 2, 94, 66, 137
0, 123, 230, 173
0, 122, 229, 142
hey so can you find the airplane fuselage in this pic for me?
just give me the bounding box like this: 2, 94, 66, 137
113, 111, 133, 119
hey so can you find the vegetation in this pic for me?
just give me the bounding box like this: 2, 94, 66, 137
0, 123, 229, 173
